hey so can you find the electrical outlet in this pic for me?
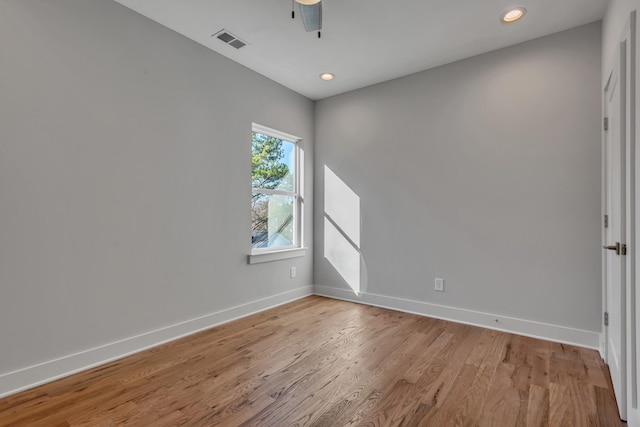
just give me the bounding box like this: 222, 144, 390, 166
434, 278, 444, 292
290, 267, 296, 278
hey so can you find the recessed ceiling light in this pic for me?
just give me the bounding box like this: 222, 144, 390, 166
320, 73, 335, 81
501, 7, 527, 23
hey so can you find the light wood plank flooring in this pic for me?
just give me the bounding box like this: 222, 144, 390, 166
0, 296, 623, 426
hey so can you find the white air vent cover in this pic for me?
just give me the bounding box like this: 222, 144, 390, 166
212, 29, 248, 50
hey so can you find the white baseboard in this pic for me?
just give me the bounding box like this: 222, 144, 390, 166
0, 285, 313, 399
314, 285, 600, 350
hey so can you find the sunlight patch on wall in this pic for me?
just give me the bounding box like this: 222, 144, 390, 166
323, 165, 361, 294
324, 166, 360, 247
324, 217, 360, 293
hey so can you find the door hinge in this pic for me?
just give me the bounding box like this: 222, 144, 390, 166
604, 312, 609, 326
621, 243, 627, 255
604, 214, 608, 228
604, 117, 609, 131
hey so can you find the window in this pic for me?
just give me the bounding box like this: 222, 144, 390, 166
251, 124, 301, 254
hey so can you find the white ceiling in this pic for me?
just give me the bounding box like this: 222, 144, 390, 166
113, 0, 607, 100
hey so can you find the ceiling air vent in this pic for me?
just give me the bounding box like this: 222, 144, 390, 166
212, 30, 248, 50
229, 39, 246, 49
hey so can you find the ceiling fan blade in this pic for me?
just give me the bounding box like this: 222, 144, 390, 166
299, 2, 322, 32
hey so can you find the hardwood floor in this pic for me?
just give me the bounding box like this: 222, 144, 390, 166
0, 296, 623, 426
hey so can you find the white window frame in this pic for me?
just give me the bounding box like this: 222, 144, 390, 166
249, 124, 305, 263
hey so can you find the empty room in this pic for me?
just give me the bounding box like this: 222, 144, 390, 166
1, 0, 639, 425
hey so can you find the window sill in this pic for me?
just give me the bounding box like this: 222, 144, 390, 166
248, 248, 307, 265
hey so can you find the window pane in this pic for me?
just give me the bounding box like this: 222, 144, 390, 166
252, 132, 295, 192
251, 193, 295, 249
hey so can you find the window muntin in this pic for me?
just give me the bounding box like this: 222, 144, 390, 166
251, 125, 300, 252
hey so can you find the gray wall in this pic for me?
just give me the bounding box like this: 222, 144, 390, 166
0, 0, 313, 375
314, 22, 602, 332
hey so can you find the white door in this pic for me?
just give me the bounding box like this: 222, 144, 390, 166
604, 50, 627, 420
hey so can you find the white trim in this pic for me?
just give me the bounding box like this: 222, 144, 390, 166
628, 409, 640, 427
314, 285, 600, 349
0, 286, 313, 399
602, 63, 611, 365
248, 247, 307, 264
625, 10, 638, 418
251, 188, 297, 197
252, 123, 300, 143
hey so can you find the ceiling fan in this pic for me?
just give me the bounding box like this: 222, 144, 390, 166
292, 0, 323, 38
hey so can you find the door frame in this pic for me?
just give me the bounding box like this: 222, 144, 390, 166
627, 10, 639, 425
603, 43, 627, 419
602, 10, 637, 423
